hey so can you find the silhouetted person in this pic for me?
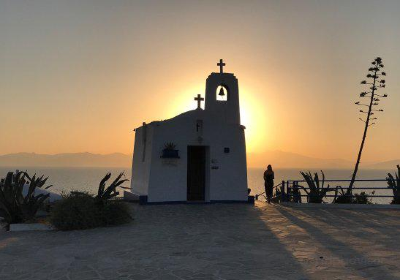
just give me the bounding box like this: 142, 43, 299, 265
264, 165, 274, 203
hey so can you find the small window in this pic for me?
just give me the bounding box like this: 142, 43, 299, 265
224, 147, 230, 153
216, 85, 228, 101
196, 120, 203, 133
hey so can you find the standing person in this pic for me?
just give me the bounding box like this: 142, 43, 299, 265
263, 165, 274, 203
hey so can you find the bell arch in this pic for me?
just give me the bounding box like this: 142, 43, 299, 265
216, 85, 228, 101
204, 61, 240, 124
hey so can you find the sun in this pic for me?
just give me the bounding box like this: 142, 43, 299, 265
240, 89, 269, 153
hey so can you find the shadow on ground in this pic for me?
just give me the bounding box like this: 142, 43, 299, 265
274, 204, 400, 279
0, 202, 399, 279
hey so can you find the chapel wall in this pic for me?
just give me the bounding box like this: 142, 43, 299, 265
131, 125, 154, 195
146, 114, 248, 202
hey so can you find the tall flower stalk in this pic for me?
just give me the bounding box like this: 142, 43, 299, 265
348, 57, 388, 195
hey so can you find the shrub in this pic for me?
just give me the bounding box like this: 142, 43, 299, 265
353, 191, 374, 204
334, 194, 353, 204
50, 173, 132, 231
50, 192, 102, 230
334, 187, 374, 204
100, 202, 132, 226
334, 186, 353, 204
50, 192, 132, 230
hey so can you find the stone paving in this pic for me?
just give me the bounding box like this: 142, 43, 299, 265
1, 202, 400, 279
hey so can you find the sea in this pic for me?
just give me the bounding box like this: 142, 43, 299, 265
0, 167, 394, 204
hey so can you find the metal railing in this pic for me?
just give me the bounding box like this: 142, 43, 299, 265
256, 179, 395, 204
254, 182, 283, 201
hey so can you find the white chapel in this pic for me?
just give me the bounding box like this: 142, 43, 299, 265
130, 60, 249, 204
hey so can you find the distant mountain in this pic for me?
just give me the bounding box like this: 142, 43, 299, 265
247, 150, 399, 169
0, 152, 132, 168
247, 150, 354, 169
364, 160, 400, 170
0, 151, 397, 170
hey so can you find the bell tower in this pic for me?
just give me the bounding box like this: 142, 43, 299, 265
204, 59, 241, 124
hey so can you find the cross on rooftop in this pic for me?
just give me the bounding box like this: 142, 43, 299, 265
194, 94, 204, 109
217, 59, 225, 74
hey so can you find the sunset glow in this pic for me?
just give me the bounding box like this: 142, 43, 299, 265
164, 84, 269, 154
1, 0, 399, 166
240, 88, 270, 153
2, 2, 400, 277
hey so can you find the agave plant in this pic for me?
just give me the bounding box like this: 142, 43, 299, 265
0, 171, 52, 224
333, 186, 351, 203
387, 165, 400, 204
164, 142, 177, 150
22, 173, 53, 220
298, 171, 334, 203
95, 172, 129, 203
0, 172, 24, 223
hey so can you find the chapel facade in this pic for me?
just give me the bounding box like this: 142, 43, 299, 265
130, 60, 248, 203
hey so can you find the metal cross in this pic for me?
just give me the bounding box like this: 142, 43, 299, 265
217, 59, 225, 73
194, 94, 204, 109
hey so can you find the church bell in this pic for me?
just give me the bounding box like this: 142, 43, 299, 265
218, 87, 225, 96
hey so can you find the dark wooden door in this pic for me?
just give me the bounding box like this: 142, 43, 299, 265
187, 146, 206, 201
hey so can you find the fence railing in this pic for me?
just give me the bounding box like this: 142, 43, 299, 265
255, 179, 395, 204
254, 182, 283, 201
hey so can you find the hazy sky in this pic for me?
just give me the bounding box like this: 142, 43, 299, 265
1, 0, 399, 162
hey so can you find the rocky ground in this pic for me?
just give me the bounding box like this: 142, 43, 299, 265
1, 202, 400, 280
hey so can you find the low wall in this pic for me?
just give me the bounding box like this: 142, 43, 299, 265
280, 202, 400, 210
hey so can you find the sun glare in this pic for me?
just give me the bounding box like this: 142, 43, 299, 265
165, 85, 204, 119
166, 85, 269, 154
240, 90, 268, 153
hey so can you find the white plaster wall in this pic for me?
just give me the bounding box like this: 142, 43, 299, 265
145, 110, 248, 202
207, 124, 248, 201
146, 113, 197, 202
130, 125, 155, 195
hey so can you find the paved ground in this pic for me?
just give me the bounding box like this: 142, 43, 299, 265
1, 202, 400, 280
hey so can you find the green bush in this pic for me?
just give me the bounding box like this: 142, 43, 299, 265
334, 194, 353, 204
50, 192, 100, 230
353, 191, 373, 204
334, 187, 373, 204
100, 202, 132, 226
50, 192, 131, 231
